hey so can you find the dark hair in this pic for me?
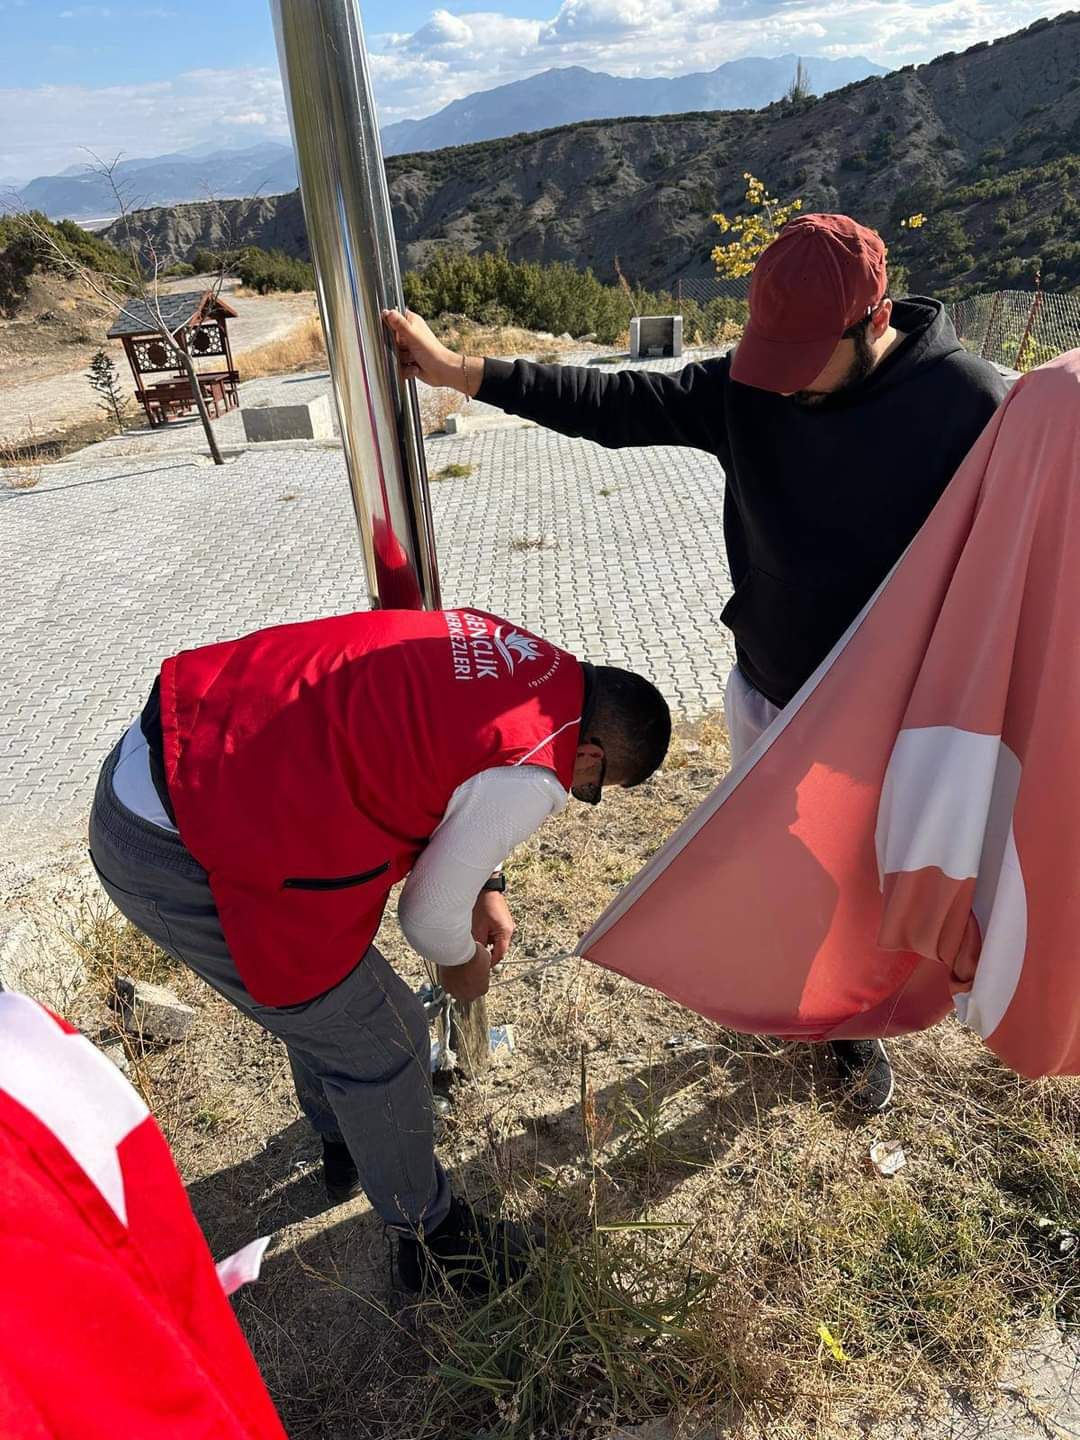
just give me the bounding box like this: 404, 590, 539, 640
589, 666, 672, 787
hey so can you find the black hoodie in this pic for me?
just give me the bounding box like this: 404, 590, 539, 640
478, 298, 1009, 707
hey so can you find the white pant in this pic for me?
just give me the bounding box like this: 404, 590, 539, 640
723, 666, 782, 765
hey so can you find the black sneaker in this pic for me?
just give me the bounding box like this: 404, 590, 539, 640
396, 1195, 538, 1296
322, 1138, 363, 1204
828, 1038, 895, 1114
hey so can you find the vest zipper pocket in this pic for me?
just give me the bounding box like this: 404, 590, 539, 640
282, 862, 390, 891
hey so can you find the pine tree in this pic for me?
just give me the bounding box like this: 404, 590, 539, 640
86, 349, 129, 433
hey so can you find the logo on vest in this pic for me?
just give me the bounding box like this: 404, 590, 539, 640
495, 627, 543, 674
446, 612, 546, 681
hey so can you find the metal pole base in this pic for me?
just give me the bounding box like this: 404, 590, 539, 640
449, 996, 492, 1079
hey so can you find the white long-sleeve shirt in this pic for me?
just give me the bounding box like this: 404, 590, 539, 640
397, 764, 567, 965
112, 717, 567, 969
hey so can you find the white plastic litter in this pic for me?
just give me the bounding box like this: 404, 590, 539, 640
869, 1140, 907, 1178
489, 1024, 515, 1063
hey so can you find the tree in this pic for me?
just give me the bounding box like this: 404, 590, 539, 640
13, 154, 246, 465
712, 174, 804, 280
787, 57, 812, 105
86, 349, 129, 433
0, 227, 39, 316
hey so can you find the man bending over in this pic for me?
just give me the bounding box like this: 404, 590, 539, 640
89, 607, 670, 1295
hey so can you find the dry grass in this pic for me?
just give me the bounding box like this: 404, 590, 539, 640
1, 419, 44, 488
424, 386, 466, 435
1, 414, 116, 465
685, 317, 745, 351
70, 716, 1080, 1440
435, 317, 583, 359
235, 314, 327, 382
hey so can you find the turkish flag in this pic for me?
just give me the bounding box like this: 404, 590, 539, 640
582, 352, 1080, 1079
0, 992, 286, 1438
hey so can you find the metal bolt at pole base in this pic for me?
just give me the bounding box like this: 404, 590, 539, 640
269, 0, 440, 611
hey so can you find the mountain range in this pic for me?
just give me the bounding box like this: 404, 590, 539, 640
15, 142, 298, 222
17, 54, 884, 219
105, 12, 1080, 304
378, 55, 886, 155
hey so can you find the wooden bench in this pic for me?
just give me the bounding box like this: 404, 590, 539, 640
136, 370, 241, 426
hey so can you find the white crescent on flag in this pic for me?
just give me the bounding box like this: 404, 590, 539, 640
581, 351, 1080, 1079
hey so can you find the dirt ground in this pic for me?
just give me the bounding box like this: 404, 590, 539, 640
0, 273, 316, 447
70, 720, 1080, 1440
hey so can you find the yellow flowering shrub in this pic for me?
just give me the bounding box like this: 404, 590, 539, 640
711, 173, 805, 279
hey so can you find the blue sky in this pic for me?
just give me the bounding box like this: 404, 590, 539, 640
0, 0, 1060, 181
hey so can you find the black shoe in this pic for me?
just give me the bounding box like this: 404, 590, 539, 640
396, 1195, 538, 1297
829, 1038, 895, 1114
322, 1138, 363, 1204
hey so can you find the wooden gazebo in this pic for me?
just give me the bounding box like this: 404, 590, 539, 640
108, 290, 240, 426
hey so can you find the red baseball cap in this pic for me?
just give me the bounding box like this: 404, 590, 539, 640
730, 213, 888, 394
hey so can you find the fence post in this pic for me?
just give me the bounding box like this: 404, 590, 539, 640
1013, 273, 1043, 372
980, 291, 1003, 362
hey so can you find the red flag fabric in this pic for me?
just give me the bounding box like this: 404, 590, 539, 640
581, 351, 1080, 1079
0, 991, 287, 1439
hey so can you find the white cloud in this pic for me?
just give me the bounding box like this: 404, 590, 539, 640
0, 68, 290, 182
403, 9, 474, 52
373, 0, 1054, 123
1, 0, 1059, 179
540, 0, 655, 44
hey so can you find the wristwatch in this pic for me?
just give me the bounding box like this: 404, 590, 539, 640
481, 873, 507, 893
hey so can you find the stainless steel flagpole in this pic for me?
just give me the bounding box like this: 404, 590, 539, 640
270, 2, 497, 1074
270, 0, 440, 610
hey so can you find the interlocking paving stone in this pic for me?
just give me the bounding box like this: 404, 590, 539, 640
2, 368, 734, 838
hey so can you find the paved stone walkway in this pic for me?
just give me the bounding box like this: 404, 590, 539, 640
2, 356, 733, 843
67, 344, 622, 462
0, 282, 317, 445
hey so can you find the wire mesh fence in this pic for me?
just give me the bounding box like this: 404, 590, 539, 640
661, 275, 750, 348
947, 289, 1080, 371
674, 275, 751, 306
670, 277, 1080, 370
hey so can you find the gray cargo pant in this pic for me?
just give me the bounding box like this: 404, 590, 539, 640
88, 740, 451, 1234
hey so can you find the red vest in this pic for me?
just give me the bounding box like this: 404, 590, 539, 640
161, 609, 584, 1004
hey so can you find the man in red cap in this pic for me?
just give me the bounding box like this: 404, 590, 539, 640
385, 213, 1009, 1112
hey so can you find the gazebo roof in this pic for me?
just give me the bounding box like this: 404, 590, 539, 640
107, 290, 238, 339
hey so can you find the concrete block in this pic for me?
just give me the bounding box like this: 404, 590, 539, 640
629, 315, 683, 360
114, 975, 196, 1042
443, 411, 535, 435
241, 394, 333, 443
